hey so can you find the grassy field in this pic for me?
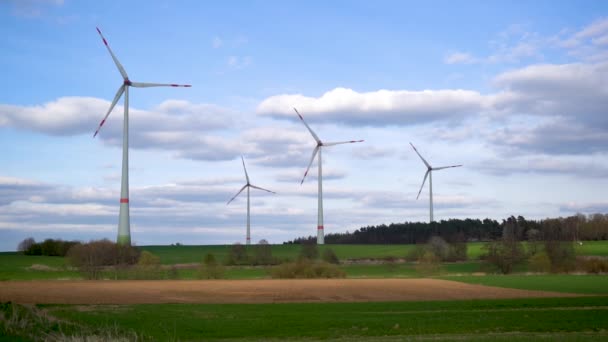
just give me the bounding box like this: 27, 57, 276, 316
0, 253, 79, 281
444, 274, 608, 295
1, 297, 603, 341
141, 240, 608, 264
0, 240, 605, 281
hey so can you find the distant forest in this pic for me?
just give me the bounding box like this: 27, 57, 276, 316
284, 214, 608, 244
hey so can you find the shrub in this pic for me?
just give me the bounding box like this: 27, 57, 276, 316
321, 248, 340, 264
199, 253, 224, 279
427, 236, 450, 261
545, 240, 576, 273
528, 252, 552, 273
138, 251, 161, 266
482, 237, 525, 274
577, 257, 608, 274
17, 237, 35, 253
415, 250, 442, 276
66, 239, 140, 279
299, 242, 319, 260
253, 241, 276, 265
270, 259, 345, 279
23, 238, 79, 257
446, 242, 467, 262
225, 243, 249, 265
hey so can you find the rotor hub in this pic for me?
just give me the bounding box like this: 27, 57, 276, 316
123, 79, 132, 86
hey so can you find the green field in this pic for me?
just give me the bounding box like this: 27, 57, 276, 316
444, 274, 608, 295
0, 240, 606, 281
2, 297, 606, 341
141, 240, 608, 264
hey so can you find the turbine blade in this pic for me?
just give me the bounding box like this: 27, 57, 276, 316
323, 140, 364, 147
301, 146, 320, 184
433, 164, 463, 171
293, 108, 321, 143
241, 155, 250, 184
93, 85, 125, 137
130, 82, 192, 88
250, 184, 276, 194
410, 142, 431, 168
96, 27, 129, 80
416, 170, 430, 200
227, 185, 248, 205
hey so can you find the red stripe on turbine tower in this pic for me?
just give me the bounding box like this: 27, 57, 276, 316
120, 198, 129, 203
317, 225, 324, 230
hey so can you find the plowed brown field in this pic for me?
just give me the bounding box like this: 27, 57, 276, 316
0, 279, 581, 304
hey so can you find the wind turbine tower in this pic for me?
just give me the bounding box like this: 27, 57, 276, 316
410, 142, 462, 223
295, 108, 364, 244
227, 156, 275, 245
93, 27, 191, 245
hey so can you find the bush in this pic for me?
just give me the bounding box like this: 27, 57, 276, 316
415, 251, 442, 276
270, 259, 345, 279
198, 253, 224, 279
17, 238, 35, 253
406, 244, 427, 261
138, 251, 161, 266
427, 236, 450, 261
225, 243, 249, 265
321, 248, 340, 264
446, 242, 467, 262
299, 242, 319, 260
577, 257, 608, 274
66, 239, 140, 279
528, 252, 552, 273
545, 240, 576, 273
253, 241, 277, 265
482, 237, 525, 274
23, 238, 79, 257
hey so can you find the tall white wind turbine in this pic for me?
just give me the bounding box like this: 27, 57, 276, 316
93, 27, 191, 245
295, 108, 364, 245
227, 156, 276, 245
410, 142, 462, 223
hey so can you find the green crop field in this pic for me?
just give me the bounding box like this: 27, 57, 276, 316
2, 297, 606, 341
0, 253, 79, 281
444, 274, 608, 295
140, 244, 420, 264
1, 240, 606, 281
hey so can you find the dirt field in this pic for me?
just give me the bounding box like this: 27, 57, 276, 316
0, 279, 582, 304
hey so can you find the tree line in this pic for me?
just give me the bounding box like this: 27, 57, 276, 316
284, 213, 608, 245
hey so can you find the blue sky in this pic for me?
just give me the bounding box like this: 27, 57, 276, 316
1, 0, 608, 250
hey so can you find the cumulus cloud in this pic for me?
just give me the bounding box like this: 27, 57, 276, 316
257, 87, 485, 126
275, 168, 347, 183
476, 156, 608, 178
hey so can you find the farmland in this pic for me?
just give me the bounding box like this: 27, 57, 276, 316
1, 241, 607, 341
1, 297, 607, 341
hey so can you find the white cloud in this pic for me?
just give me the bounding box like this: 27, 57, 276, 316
444, 52, 477, 64
257, 87, 485, 126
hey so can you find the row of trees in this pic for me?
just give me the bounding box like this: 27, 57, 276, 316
285, 214, 608, 245
18, 238, 80, 257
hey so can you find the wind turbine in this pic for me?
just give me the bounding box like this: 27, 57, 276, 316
295, 108, 364, 245
227, 156, 276, 245
93, 27, 191, 245
410, 142, 462, 223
